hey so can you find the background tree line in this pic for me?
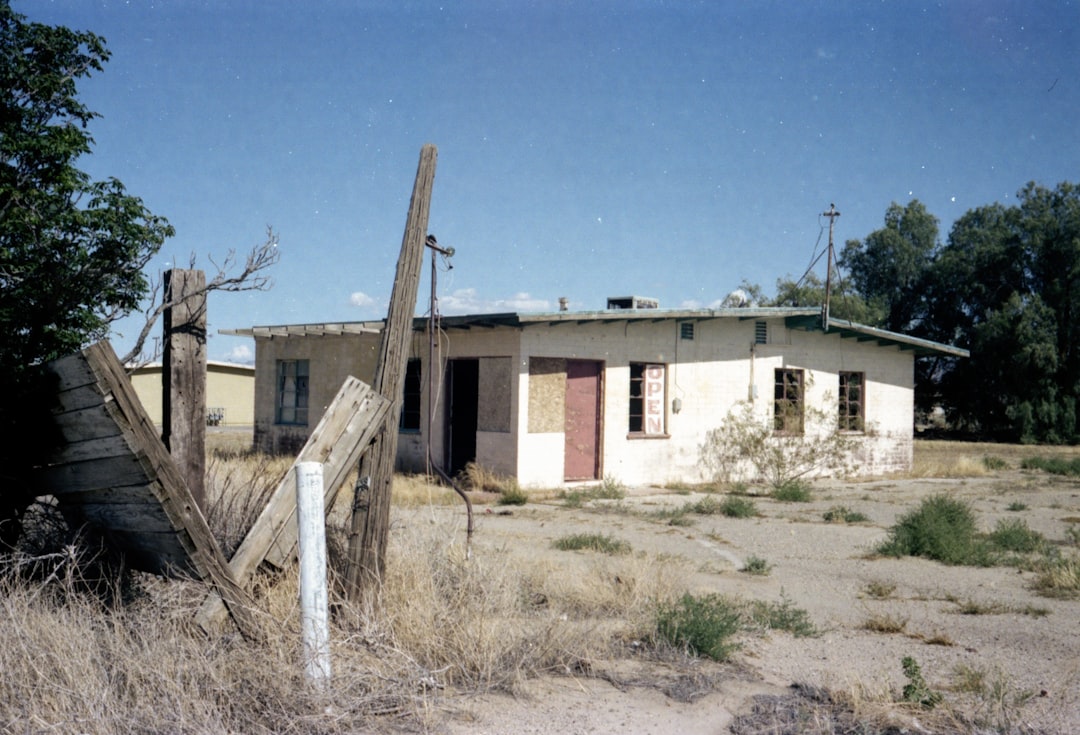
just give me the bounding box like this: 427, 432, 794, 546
746, 184, 1080, 444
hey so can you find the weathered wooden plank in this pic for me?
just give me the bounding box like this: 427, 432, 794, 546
62, 500, 178, 535
46, 350, 104, 393
36, 453, 151, 495
47, 402, 125, 441
45, 433, 133, 465
194, 376, 389, 631
39, 341, 262, 639
53, 381, 111, 414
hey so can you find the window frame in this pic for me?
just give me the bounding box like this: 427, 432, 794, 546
773, 368, 804, 435
628, 362, 668, 437
838, 371, 865, 433
275, 359, 310, 426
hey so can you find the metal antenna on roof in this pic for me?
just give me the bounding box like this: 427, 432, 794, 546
821, 204, 840, 330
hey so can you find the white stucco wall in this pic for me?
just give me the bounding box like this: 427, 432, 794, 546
250, 315, 915, 487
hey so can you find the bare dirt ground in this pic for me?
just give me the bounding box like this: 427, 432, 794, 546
421, 469, 1080, 734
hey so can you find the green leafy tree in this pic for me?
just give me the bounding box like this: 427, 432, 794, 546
839, 200, 939, 333
928, 182, 1080, 441
0, 3, 174, 544
769, 271, 882, 324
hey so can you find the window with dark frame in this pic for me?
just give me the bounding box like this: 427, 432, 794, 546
680, 321, 695, 340
839, 371, 865, 432
400, 359, 422, 432
773, 368, 804, 434
755, 321, 768, 344
629, 362, 667, 435
275, 359, 309, 425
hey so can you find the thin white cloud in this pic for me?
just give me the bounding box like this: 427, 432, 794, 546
439, 288, 553, 315
224, 344, 254, 364
349, 291, 375, 307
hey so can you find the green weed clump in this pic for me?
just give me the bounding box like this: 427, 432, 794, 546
823, 505, 869, 523
901, 656, 943, 709
497, 483, 529, 506
771, 480, 813, 503
1031, 555, 1080, 598
552, 533, 630, 555
987, 518, 1045, 554
741, 555, 771, 576
877, 494, 994, 566
719, 496, 758, 518
745, 592, 817, 637
655, 593, 742, 661
982, 455, 1009, 471
1020, 455, 1080, 476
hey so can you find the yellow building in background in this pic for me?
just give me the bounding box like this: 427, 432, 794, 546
128, 361, 255, 427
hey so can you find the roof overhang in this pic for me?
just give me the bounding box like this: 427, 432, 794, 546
222, 308, 968, 358
784, 314, 970, 358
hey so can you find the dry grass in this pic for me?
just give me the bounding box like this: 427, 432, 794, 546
3, 433, 1074, 733
912, 439, 1080, 478
0, 441, 691, 733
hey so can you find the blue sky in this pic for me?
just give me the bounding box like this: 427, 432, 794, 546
19, 1, 1080, 363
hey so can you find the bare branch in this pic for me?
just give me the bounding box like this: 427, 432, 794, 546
118, 227, 279, 366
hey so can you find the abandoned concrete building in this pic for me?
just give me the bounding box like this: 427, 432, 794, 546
225, 302, 967, 488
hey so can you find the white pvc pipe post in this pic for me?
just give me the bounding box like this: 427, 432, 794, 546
295, 461, 331, 688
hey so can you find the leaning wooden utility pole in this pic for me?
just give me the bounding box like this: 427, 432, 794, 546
163, 268, 208, 511
345, 144, 437, 603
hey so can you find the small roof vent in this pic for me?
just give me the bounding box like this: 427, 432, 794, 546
607, 296, 659, 310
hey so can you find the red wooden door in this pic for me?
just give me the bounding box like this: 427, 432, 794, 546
564, 360, 602, 481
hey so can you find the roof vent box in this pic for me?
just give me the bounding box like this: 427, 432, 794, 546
607, 296, 659, 310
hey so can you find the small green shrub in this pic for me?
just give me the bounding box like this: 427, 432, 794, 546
771, 480, 813, 503
687, 496, 722, 515
745, 592, 817, 637
987, 518, 1044, 553
497, 483, 528, 506
655, 593, 742, 661
863, 580, 896, 599
877, 494, 995, 566
594, 475, 626, 499
552, 533, 630, 554
1031, 555, 1080, 598
901, 656, 943, 709
560, 490, 586, 508
719, 496, 758, 518
741, 555, 771, 575
822, 505, 868, 523
1005, 501, 1028, 512
982, 455, 1008, 471
1020, 455, 1080, 476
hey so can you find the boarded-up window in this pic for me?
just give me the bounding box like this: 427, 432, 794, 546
528, 357, 566, 433
477, 357, 512, 432
629, 363, 666, 435
276, 359, 309, 425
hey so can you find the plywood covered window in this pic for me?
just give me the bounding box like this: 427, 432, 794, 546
629, 363, 666, 436
838, 371, 865, 432
275, 359, 309, 425
773, 368, 804, 434
399, 359, 422, 432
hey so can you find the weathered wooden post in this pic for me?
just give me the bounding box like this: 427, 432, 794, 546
296, 461, 331, 688
345, 144, 437, 603
163, 268, 208, 510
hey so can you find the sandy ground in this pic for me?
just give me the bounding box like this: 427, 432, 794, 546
423, 471, 1080, 734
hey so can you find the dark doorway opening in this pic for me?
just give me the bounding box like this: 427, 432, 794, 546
445, 358, 479, 476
